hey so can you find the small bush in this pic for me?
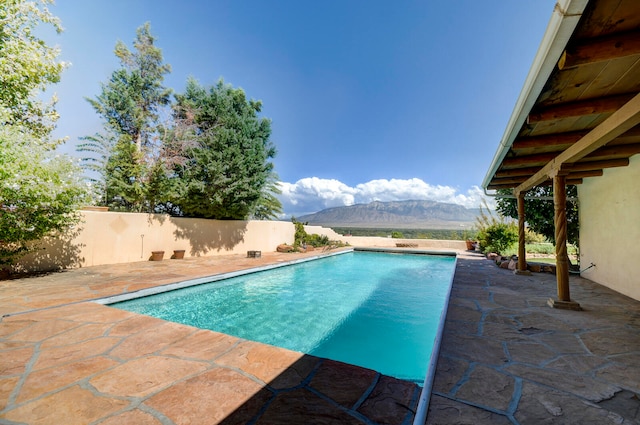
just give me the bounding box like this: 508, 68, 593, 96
391, 231, 404, 239
524, 229, 547, 244
477, 223, 518, 255
291, 217, 344, 249
306, 233, 330, 247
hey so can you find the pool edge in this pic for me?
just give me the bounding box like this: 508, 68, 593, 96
412, 253, 458, 425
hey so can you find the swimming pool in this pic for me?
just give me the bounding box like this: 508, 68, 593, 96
110, 249, 455, 385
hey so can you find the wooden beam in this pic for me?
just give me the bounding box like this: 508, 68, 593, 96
584, 143, 640, 160
490, 177, 527, 186
558, 30, 640, 70
538, 178, 583, 186
515, 192, 530, 275
490, 170, 600, 188
512, 131, 587, 150
493, 178, 583, 190
495, 166, 542, 178
502, 152, 557, 168
488, 183, 527, 190
515, 92, 640, 193
555, 175, 569, 300
550, 174, 581, 310
565, 158, 629, 171
527, 94, 635, 124
568, 169, 603, 178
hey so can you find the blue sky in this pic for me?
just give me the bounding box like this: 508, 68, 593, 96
47, 0, 555, 217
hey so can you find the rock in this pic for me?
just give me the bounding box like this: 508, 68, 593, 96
508, 258, 517, 270
277, 244, 294, 253
529, 264, 542, 273
500, 261, 510, 269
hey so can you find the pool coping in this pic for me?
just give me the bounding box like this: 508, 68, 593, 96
413, 253, 457, 425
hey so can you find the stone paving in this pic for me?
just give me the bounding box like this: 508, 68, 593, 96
427, 252, 640, 424
0, 249, 639, 424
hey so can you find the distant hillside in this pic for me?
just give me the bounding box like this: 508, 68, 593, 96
297, 200, 481, 229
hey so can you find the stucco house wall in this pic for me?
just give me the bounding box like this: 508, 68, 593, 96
578, 154, 640, 301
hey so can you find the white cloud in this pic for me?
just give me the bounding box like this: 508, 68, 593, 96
277, 177, 493, 218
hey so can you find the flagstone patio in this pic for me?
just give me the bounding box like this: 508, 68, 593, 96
1, 249, 639, 424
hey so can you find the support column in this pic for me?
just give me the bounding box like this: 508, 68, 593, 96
548, 174, 581, 310
515, 191, 531, 275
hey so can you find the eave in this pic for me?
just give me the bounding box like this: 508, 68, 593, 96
482, 0, 640, 193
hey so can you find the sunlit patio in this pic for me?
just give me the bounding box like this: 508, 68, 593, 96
1, 249, 638, 424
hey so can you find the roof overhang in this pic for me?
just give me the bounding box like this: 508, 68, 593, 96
483, 0, 640, 193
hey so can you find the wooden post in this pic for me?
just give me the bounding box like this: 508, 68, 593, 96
515, 191, 531, 275
548, 174, 581, 310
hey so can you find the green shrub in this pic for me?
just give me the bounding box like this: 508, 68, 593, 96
391, 231, 404, 239
477, 223, 518, 255
291, 217, 343, 249
475, 200, 517, 255
525, 229, 547, 244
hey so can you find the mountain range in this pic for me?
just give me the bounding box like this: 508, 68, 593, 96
297, 200, 481, 229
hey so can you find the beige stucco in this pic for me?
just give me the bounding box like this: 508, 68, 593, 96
13, 212, 465, 273
304, 225, 466, 250
15, 212, 296, 272
578, 154, 640, 301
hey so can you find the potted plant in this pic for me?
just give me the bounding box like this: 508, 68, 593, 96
150, 251, 165, 261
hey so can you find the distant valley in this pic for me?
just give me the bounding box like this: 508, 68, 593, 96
296, 200, 481, 229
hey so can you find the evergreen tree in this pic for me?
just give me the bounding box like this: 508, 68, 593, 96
86, 22, 171, 151
170, 78, 280, 220
83, 22, 172, 212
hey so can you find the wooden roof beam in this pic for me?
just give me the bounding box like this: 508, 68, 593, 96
494, 166, 543, 178
558, 29, 640, 70
568, 169, 603, 178
491, 169, 602, 187
512, 131, 587, 150
502, 152, 558, 168
565, 158, 629, 171
584, 143, 640, 160
527, 93, 635, 124
490, 159, 628, 189
515, 92, 640, 195
538, 178, 583, 186
489, 178, 584, 190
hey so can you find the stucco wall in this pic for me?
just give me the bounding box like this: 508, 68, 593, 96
14, 213, 465, 273
15, 212, 296, 272
304, 225, 466, 251
578, 154, 640, 300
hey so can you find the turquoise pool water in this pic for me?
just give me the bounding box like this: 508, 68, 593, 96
111, 251, 456, 383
